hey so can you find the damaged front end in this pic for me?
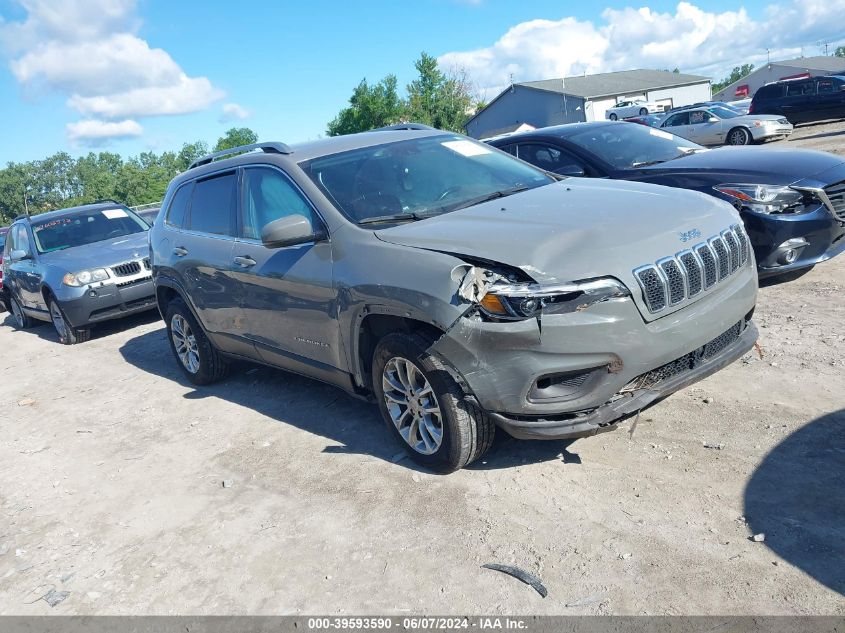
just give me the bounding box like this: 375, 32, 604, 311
455, 264, 631, 322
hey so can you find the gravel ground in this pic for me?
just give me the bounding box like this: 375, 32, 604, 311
1, 121, 843, 616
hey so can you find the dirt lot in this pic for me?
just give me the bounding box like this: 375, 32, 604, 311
1, 120, 844, 616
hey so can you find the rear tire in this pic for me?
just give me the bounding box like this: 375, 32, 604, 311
727, 127, 751, 145
9, 296, 35, 329
165, 297, 229, 385
49, 297, 90, 345
372, 332, 495, 473
609, 113, 618, 121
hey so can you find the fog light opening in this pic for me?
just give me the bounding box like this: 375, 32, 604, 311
781, 249, 798, 265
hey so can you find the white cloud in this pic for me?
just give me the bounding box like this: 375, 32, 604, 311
69, 75, 223, 118
0, 0, 225, 144
66, 118, 143, 146
439, 0, 845, 96
219, 102, 251, 122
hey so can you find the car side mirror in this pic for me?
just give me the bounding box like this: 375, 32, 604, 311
261, 214, 325, 248
708, 117, 720, 123
9, 249, 31, 262
553, 164, 586, 177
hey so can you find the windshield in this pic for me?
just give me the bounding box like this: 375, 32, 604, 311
31, 207, 148, 253
708, 106, 741, 119
302, 134, 555, 224
563, 123, 704, 170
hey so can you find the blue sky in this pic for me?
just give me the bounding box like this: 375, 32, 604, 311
1, 0, 844, 163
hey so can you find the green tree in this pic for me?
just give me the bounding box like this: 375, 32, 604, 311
214, 127, 258, 152
405, 53, 475, 132
176, 141, 210, 172
835, 46, 845, 58
327, 75, 404, 136
712, 64, 755, 94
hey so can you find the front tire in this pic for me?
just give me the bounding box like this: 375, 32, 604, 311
727, 127, 751, 145
165, 297, 229, 385
639, 107, 648, 116
609, 113, 618, 121
9, 296, 35, 329
372, 332, 495, 473
49, 298, 91, 345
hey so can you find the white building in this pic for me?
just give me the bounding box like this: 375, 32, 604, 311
465, 69, 711, 139
712, 55, 845, 101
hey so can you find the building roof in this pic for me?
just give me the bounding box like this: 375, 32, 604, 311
773, 55, 845, 72
466, 69, 710, 130
520, 69, 710, 100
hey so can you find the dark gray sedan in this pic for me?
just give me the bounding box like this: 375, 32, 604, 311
2, 201, 156, 344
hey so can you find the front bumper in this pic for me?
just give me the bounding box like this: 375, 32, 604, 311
751, 124, 793, 141
57, 277, 156, 328
489, 320, 757, 439
431, 263, 757, 424
743, 205, 845, 278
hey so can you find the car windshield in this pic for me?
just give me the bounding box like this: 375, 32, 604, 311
708, 106, 741, 119
31, 207, 148, 253
302, 134, 555, 224
563, 123, 705, 170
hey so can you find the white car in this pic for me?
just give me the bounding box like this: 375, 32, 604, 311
605, 100, 662, 120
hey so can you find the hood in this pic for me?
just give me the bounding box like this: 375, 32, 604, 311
40, 231, 149, 272
637, 147, 844, 184
376, 179, 740, 290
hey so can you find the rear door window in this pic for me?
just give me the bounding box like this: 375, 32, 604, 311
186, 172, 237, 236
662, 112, 689, 127
817, 79, 835, 94
166, 182, 193, 228
786, 81, 813, 97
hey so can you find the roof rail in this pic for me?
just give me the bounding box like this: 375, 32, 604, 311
188, 142, 293, 170
376, 123, 437, 131
91, 199, 123, 206
13, 213, 30, 221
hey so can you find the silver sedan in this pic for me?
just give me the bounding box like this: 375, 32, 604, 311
659, 105, 793, 146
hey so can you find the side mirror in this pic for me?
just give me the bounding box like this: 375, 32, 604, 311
261, 214, 324, 248
708, 117, 720, 123
553, 164, 586, 177
9, 249, 30, 262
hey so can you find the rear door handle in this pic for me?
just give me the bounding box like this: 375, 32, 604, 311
173, 246, 188, 257
233, 256, 256, 268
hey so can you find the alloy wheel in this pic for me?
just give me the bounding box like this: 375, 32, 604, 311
382, 357, 444, 455
171, 314, 200, 374
729, 128, 749, 145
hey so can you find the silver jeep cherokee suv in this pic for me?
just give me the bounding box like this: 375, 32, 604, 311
149, 126, 758, 472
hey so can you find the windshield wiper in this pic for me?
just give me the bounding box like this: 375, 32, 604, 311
358, 212, 426, 225
446, 185, 533, 212
631, 159, 668, 168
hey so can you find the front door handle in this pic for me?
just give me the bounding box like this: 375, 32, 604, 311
234, 256, 256, 268
173, 246, 188, 257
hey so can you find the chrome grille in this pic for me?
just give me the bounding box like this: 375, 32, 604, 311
710, 237, 730, 281
678, 251, 702, 296
824, 181, 845, 221
732, 224, 750, 266
696, 244, 718, 289
658, 257, 685, 306
633, 226, 750, 314
634, 267, 667, 312
722, 230, 740, 274
143, 257, 151, 270
111, 261, 142, 277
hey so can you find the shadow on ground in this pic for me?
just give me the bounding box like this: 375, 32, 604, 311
1, 308, 161, 344
119, 327, 581, 472
744, 408, 845, 596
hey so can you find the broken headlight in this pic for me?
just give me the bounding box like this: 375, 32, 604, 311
478, 278, 631, 321
714, 184, 806, 214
